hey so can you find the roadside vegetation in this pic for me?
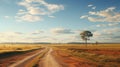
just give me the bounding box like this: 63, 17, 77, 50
53, 44, 120, 67
0, 44, 42, 59
0, 44, 42, 53
0, 44, 44, 67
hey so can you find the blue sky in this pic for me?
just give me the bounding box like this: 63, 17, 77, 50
0, 0, 120, 43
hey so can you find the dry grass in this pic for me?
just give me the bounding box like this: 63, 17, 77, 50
0, 44, 41, 53
52, 44, 120, 49
53, 44, 120, 67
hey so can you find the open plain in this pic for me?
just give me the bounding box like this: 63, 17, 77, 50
0, 44, 120, 67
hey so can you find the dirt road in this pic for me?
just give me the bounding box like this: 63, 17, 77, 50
2, 45, 120, 67
9, 48, 48, 67
9, 47, 88, 67
8, 47, 62, 67
39, 48, 62, 67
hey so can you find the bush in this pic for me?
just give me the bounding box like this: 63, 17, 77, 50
16, 48, 22, 50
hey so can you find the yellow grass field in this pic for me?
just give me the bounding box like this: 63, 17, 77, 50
0, 44, 120, 67
0, 44, 42, 53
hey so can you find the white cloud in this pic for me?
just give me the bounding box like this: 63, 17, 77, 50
0, 28, 120, 43
17, 9, 27, 15
48, 15, 55, 18
80, 15, 88, 19
1, 32, 23, 36
0, 31, 47, 43
31, 30, 44, 34
92, 6, 96, 9
50, 28, 74, 34
103, 28, 120, 34
88, 4, 96, 10
4, 16, 10, 19
16, 14, 43, 22
96, 23, 119, 27
96, 24, 107, 27
88, 4, 93, 7
46, 4, 64, 13
0, 30, 77, 43
108, 23, 119, 26
28, 7, 47, 15
93, 31, 102, 38
92, 27, 120, 43
81, 7, 120, 23
0, 32, 24, 42
16, 0, 64, 22
18, 0, 30, 8
88, 7, 116, 17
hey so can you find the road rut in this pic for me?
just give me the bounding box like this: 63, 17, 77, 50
39, 48, 62, 67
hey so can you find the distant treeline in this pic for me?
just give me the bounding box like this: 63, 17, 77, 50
0, 42, 51, 44
67, 42, 120, 44
0, 42, 120, 44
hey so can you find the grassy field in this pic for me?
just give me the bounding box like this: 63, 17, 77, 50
53, 44, 120, 67
0, 44, 42, 53
0, 44, 45, 67
0, 44, 120, 67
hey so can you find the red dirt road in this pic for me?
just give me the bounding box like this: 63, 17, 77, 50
52, 50, 97, 67
38, 48, 97, 67
39, 48, 62, 67
0, 48, 44, 67
1, 47, 116, 67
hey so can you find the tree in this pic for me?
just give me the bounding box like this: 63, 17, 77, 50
80, 31, 93, 47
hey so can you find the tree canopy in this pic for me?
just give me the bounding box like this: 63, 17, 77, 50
80, 31, 93, 41
80, 31, 93, 47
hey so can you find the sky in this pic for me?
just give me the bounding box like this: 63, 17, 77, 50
0, 0, 120, 43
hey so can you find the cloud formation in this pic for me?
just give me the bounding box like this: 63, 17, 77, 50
88, 4, 96, 10
80, 7, 120, 23
16, 0, 64, 22
88, 4, 93, 7
31, 30, 44, 34
96, 23, 119, 27
4, 16, 10, 19
50, 28, 74, 34
93, 27, 120, 42
0, 30, 77, 43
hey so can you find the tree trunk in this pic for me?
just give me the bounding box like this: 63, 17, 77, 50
85, 40, 87, 47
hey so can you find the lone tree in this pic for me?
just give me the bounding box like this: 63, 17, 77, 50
80, 31, 93, 47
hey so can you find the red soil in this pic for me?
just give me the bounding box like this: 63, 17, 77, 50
0, 49, 43, 67
52, 50, 97, 67
69, 48, 120, 57
86, 49, 120, 57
